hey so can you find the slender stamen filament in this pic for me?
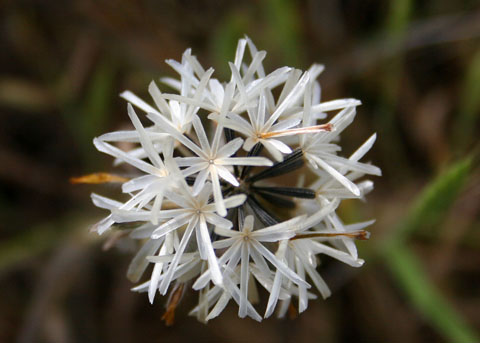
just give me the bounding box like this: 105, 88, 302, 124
161, 283, 185, 326
259, 123, 333, 139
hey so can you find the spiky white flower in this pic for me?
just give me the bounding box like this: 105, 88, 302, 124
86, 36, 380, 323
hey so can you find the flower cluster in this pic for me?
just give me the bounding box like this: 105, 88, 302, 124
90, 37, 381, 323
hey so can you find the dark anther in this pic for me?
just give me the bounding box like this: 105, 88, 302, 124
247, 149, 304, 183
246, 195, 278, 226
252, 186, 315, 199
224, 127, 235, 142
255, 191, 296, 208
240, 143, 264, 179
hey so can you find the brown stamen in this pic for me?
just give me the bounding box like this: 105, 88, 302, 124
292, 230, 370, 241
161, 283, 185, 326
288, 302, 298, 320
69, 172, 129, 184
260, 123, 333, 139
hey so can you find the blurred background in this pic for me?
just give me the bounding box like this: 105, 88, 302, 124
1, 0, 480, 342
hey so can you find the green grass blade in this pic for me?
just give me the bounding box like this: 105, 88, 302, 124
375, 0, 413, 178
386, 156, 472, 245
385, 245, 479, 343
453, 49, 480, 150
262, 0, 302, 66
380, 156, 477, 342
211, 13, 250, 78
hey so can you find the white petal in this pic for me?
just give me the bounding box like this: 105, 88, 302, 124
212, 236, 237, 248
209, 77, 224, 102
304, 260, 331, 299
242, 50, 267, 84
158, 218, 197, 294
206, 291, 231, 321
261, 139, 286, 162
311, 241, 364, 267
239, 243, 250, 318
223, 274, 262, 322
192, 168, 210, 196
120, 90, 159, 115
245, 36, 265, 77
215, 165, 239, 186
122, 175, 157, 193
160, 77, 181, 91
222, 194, 247, 209
146, 113, 205, 158
151, 213, 191, 239
265, 270, 283, 318
266, 139, 293, 154
198, 217, 223, 286
270, 117, 301, 132
127, 104, 165, 169
216, 137, 243, 158
159, 93, 216, 112
127, 239, 162, 283
243, 137, 258, 152
165, 59, 200, 88
229, 62, 248, 105
148, 242, 168, 303
301, 199, 339, 230
91, 193, 122, 210
192, 242, 241, 290
233, 38, 247, 71
204, 213, 233, 229
264, 71, 310, 128
192, 115, 211, 152
218, 156, 272, 166
93, 138, 162, 176
310, 155, 360, 196
248, 245, 271, 277
251, 241, 309, 288
148, 81, 171, 115
182, 162, 208, 177
210, 167, 226, 216
98, 130, 167, 143
295, 258, 308, 313
196, 220, 207, 260
299, 98, 361, 117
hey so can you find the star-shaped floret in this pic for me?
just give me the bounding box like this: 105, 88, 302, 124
148, 113, 272, 216
191, 214, 309, 320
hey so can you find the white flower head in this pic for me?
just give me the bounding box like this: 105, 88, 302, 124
86, 36, 380, 323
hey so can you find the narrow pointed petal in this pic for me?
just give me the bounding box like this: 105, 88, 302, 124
198, 217, 223, 286
252, 241, 310, 288
210, 167, 226, 216
151, 213, 191, 239
120, 90, 160, 115
158, 218, 197, 294
309, 155, 360, 196
215, 165, 239, 186
216, 137, 243, 158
